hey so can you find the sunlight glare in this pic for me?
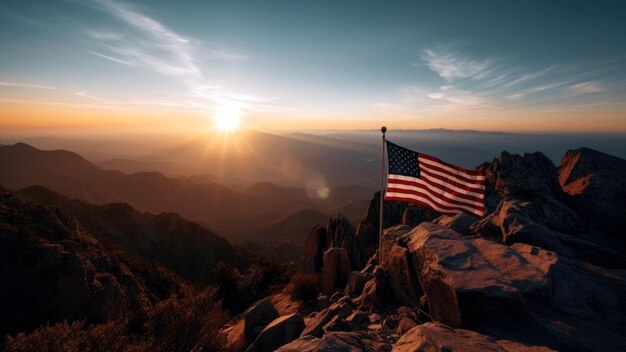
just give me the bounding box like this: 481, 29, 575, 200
213, 106, 241, 132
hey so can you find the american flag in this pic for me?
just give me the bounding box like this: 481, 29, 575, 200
384, 141, 485, 218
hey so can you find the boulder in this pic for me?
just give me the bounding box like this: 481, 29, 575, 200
380, 225, 423, 307
321, 247, 352, 294
471, 238, 550, 298
407, 222, 527, 328
345, 310, 369, 326
392, 322, 555, 352
558, 147, 626, 238
279, 332, 371, 352
244, 298, 279, 344
344, 271, 372, 297
299, 225, 327, 273
247, 314, 305, 352
360, 266, 394, 311
353, 222, 378, 270
433, 213, 478, 237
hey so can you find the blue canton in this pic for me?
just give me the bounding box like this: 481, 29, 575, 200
387, 141, 420, 178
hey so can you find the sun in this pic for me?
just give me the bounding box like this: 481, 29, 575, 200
213, 106, 241, 132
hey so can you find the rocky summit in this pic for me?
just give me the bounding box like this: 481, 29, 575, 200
224, 147, 626, 352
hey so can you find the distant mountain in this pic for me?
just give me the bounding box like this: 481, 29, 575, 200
257, 208, 330, 244
329, 199, 370, 225
17, 185, 245, 283
0, 143, 369, 242
0, 186, 187, 337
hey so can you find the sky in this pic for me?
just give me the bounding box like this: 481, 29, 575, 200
1, 0, 626, 134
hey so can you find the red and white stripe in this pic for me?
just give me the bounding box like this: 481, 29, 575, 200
385, 153, 485, 218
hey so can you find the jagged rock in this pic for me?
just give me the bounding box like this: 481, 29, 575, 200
353, 222, 378, 270
402, 205, 439, 227
274, 335, 320, 352
360, 266, 394, 311
244, 298, 279, 344
392, 322, 555, 352
300, 298, 354, 338
327, 214, 355, 251
474, 197, 581, 239
301, 307, 335, 338
396, 316, 418, 335
482, 151, 563, 200
345, 271, 373, 297
433, 213, 478, 236
317, 295, 329, 310
304, 225, 327, 256
471, 239, 550, 298
558, 147, 626, 237
321, 247, 352, 294
323, 315, 353, 333
407, 222, 527, 328
345, 310, 369, 326
279, 332, 372, 352
380, 225, 422, 307
247, 314, 305, 352
299, 225, 327, 273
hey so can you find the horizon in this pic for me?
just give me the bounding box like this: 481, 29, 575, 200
2, 0, 626, 134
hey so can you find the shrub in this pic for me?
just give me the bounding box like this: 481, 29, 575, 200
4, 289, 235, 352
289, 273, 320, 304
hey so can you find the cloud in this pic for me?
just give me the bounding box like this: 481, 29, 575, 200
83, 0, 278, 115
420, 49, 494, 81
568, 81, 604, 95
0, 81, 56, 90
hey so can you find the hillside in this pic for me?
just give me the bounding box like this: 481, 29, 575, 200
0, 186, 189, 338
16, 185, 246, 283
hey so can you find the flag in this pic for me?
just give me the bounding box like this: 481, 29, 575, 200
384, 141, 485, 218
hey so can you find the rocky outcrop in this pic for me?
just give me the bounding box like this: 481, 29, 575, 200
321, 247, 352, 294
360, 266, 394, 311
407, 222, 527, 328
244, 298, 279, 344
246, 314, 305, 352
558, 147, 626, 238
299, 225, 327, 273
380, 225, 423, 307
392, 323, 555, 352
482, 151, 563, 200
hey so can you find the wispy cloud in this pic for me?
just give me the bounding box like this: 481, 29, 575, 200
80, 0, 280, 115
420, 49, 494, 81
0, 81, 56, 90
400, 47, 626, 114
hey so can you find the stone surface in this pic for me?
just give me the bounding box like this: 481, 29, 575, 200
244, 298, 279, 344
321, 247, 352, 294
380, 225, 422, 307
345, 271, 373, 297
392, 322, 555, 352
299, 225, 327, 273
406, 222, 526, 328
433, 213, 478, 237
360, 266, 394, 311
247, 314, 305, 352
471, 239, 550, 297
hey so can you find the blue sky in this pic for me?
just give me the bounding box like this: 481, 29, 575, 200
1, 0, 626, 132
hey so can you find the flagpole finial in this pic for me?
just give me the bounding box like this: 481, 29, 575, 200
381, 126, 387, 134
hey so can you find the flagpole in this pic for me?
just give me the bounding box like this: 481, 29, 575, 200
379, 126, 387, 264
